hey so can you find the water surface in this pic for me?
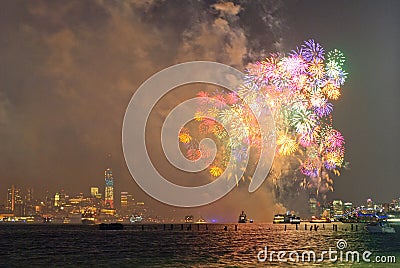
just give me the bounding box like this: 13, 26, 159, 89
1, 223, 399, 267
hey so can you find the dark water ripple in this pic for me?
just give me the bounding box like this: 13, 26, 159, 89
0, 223, 399, 267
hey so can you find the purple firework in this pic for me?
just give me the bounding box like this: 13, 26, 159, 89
324, 161, 336, 170
314, 102, 333, 117
301, 39, 325, 62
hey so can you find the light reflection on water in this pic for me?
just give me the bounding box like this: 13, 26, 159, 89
1, 223, 399, 267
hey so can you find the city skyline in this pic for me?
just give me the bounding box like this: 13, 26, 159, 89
3, 168, 400, 220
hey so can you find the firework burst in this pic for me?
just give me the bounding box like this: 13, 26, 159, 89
179, 39, 348, 196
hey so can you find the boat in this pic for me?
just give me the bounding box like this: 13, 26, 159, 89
310, 216, 331, 223
290, 216, 301, 224
185, 215, 194, 223
196, 217, 206, 224
99, 223, 124, 230
238, 211, 247, 223
365, 221, 395, 233
43, 216, 52, 223
129, 215, 143, 223
273, 213, 301, 224
82, 211, 95, 225
387, 212, 400, 224
273, 214, 285, 224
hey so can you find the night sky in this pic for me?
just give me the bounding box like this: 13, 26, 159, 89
1, 0, 399, 220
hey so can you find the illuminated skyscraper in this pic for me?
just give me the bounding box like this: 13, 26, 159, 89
333, 200, 343, 218
26, 188, 33, 204
104, 168, 114, 208
6, 185, 15, 212
120, 192, 128, 208
367, 198, 373, 209
343, 202, 353, 214
90, 187, 99, 197
6, 185, 24, 216
309, 194, 317, 217
25, 187, 35, 215
54, 193, 60, 207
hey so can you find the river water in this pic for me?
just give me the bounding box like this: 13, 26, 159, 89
1, 223, 399, 267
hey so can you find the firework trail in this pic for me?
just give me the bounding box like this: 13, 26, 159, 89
179, 39, 348, 199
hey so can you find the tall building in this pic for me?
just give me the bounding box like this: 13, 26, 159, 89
54, 193, 60, 207
90, 187, 99, 197
309, 195, 317, 217
332, 200, 343, 218
367, 198, 373, 209
120, 191, 128, 208
26, 188, 33, 204
104, 168, 114, 208
6, 186, 15, 212
6, 185, 24, 216
343, 202, 353, 214
126, 193, 134, 207
25, 188, 35, 215
54, 191, 67, 208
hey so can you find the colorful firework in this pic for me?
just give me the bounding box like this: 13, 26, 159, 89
301, 39, 325, 62
277, 133, 298, 156
179, 39, 348, 196
210, 166, 223, 177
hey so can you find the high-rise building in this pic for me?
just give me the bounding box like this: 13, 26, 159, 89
26, 188, 33, 204
25, 188, 36, 215
54, 191, 67, 208
90, 187, 99, 197
120, 192, 128, 208
367, 198, 373, 209
333, 200, 343, 218
309, 195, 317, 217
126, 193, 134, 207
343, 202, 353, 214
6, 185, 24, 216
6, 186, 14, 212
104, 168, 114, 208
54, 193, 60, 207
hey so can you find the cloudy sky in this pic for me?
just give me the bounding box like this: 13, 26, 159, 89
1, 0, 399, 220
